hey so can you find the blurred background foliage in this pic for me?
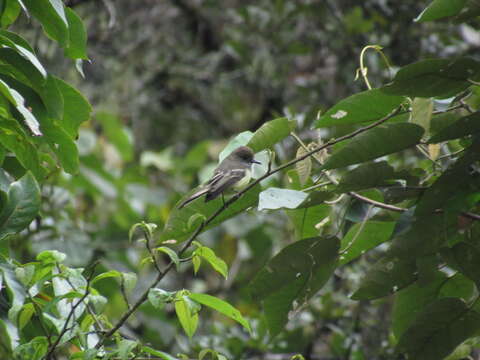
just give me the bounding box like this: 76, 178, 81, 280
3, 0, 480, 359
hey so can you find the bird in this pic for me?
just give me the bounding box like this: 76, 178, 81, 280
178, 146, 260, 208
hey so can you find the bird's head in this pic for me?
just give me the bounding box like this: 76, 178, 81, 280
230, 146, 261, 164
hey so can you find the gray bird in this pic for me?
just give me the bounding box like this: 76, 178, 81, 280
178, 146, 260, 208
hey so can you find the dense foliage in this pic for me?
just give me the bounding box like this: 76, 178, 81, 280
1, 1, 480, 359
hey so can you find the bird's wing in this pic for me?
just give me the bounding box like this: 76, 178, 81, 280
205, 168, 246, 202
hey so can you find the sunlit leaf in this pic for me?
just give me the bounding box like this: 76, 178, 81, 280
189, 293, 251, 333
315, 89, 405, 127
258, 187, 308, 210
246, 117, 295, 152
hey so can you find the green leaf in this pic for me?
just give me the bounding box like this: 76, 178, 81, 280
189, 292, 251, 333
351, 255, 417, 300
219, 131, 253, 162
389, 213, 457, 258
55, 77, 92, 138
121, 272, 137, 293
339, 221, 395, 265
441, 242, 480, 287
315, 89, 405, 127
246, 117, 295, 152
40, 116, 79, 174
96, 112, 133, 162
415, 141, 480, 216
194, 246, 228, 279
18, 302, 34, 330
336, 161, 396, 193
156, 246, 180, 270
13, 336, 48, 360
392, 271, 447, 339
142, 346, 178, 360
321, 123, 424, 171
91, 270, 121, 284
117, 339, 138, 360
0, 118, 43, 179
287, 204, 330, 239
249, 237, 338, 335
162, 183, 262, 242
0, 47, 46, 86
410, 97, 433, 136
428, 112, 480, 143
258, 188, 308, 210
382, 58, 480, 98
415, 0, 467, 22
0, 80, 42, 136
175, 294, 199, 338
396, 298, 480, 360
36, 250, 66, 263
64, 7, 87, 60
0, 172, 40, 240
0, 0, 21, 28
22, 0, 69, 46
148, 288, 176, 309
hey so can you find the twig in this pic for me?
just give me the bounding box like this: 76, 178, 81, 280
45, 264, 98, 359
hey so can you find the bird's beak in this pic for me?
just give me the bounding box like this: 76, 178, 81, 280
251, 159, 261, 164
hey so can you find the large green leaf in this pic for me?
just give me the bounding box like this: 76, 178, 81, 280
0, 47, 46, 87
64, 8, 88, 60
315, 89, 405, 127
382, 58, 480, 98
22, 0, 69, 46
0, 172, 40, 240
287, 204, 330, 239
416, 0, 467, 22
55, 77, 91, 138
246, 117, 295, 152
415, 140, 480, 216
396, 298, 480, 360
351, 255, 417, 300
189, 293, 251, 333
339, 221, 395, 265
0, 0, 21, 28
161, 184, 262, 242
0, 118, 43, 179
336, 161, 396, 193
174, 293, 199, 338
320, 123, 424, 170
249, 237, 338, 335
428, 112, 480, 143
392, 272, 447, 339
441, 242, 480, 287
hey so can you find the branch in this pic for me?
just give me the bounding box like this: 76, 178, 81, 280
96, 107, 405, 347
45, 264, 97, 359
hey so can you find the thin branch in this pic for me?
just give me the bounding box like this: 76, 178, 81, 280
45, 264, 98, 359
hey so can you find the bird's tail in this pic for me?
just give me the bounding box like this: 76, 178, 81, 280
178, 188, 209, 209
